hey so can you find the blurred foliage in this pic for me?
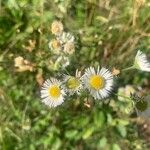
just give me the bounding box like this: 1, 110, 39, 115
0, 0, 150, 149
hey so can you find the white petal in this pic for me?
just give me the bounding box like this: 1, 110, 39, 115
40, 78, 65, 108
135, 50, 150, 72
81, 66, 114, 100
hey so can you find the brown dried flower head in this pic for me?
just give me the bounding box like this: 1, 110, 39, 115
49, 39, 61, 50
135, 0, 145, 7
51, 20, 63, 35
36, 72, 44, 86
14, 56, 35, 72
23, 40, 36, 52
112, 67, 120, 76
64, 42, 75, 55
14, 56, 24, 67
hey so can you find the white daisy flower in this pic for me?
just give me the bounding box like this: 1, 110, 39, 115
40, 78, 65, 108
135, 95, 150, 118
82, 67, 113, 100
53, 32, 75, 55
57, 32, 75, 44
134, 50, 150, 72
56, 56, 70, 68
63, 70, 82, 95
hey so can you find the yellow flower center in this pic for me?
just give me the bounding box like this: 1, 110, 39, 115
48, 85, 61, 98
66, 77, 80, 89
136, 100, 148, 112
89, 75, 105, 90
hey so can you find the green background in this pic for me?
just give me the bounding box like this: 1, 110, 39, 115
0, 0, 150, 149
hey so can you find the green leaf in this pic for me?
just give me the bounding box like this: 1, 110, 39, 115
107, 113, 113, 124
94, 110, 105, 128
65, 130, 78, 139
98, 137, 107, 148
96, 16, 109, 23
7, 0, 19, 10
116, 124, 127, 138
51, 137, 62, 150
111, 144, 121, 150
118, 119, 129, 126
82, 127, 95, 139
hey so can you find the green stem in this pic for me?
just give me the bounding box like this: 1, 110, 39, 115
63, 67, 70, 75
122, 65, 135, 71
114, 93, 131, 100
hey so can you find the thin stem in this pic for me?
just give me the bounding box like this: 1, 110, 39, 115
114, 93, 131, 101
63, 67, 70, 75
122, 65, 135, 71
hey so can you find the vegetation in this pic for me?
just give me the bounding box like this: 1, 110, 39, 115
0, 0, 150, 149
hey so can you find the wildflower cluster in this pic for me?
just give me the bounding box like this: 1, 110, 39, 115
41, 67, 114, 108
49, 20, 75, 55
47, 20, 76, 69
39, 21, 150, 118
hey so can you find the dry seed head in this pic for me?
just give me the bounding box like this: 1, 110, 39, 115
14, 56, 24, 67
51, 20, 63, 35
14, 56, 35, 72
135, 0, 145, 7
49, 39, 61, 50
112, 67, 120, 76
64, 42, 75, 55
